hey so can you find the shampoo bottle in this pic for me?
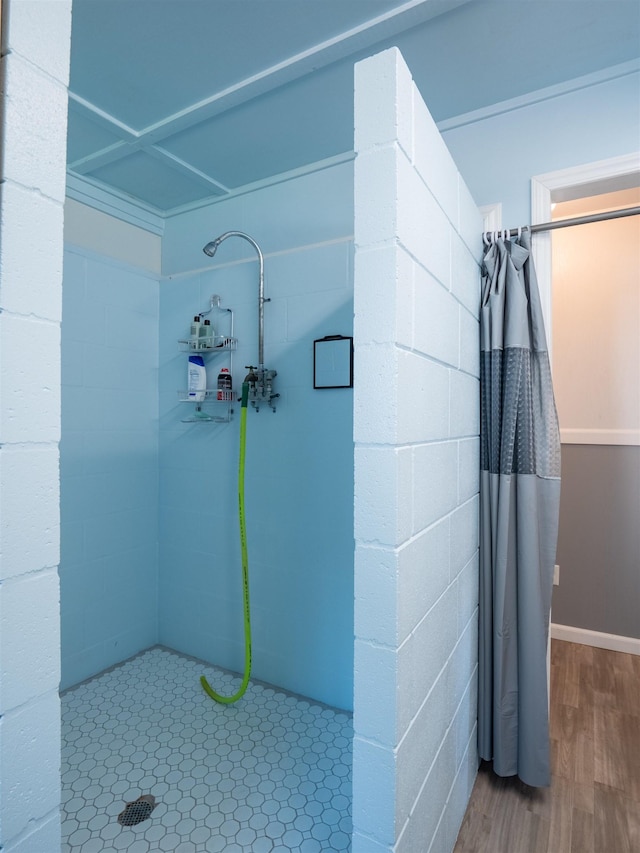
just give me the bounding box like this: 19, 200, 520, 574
188, 355, 206, 402
200, 319, 213, 349
190, 315, 201, 349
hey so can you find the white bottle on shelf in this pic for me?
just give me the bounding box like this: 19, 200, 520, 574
200, 319, 214, 349
189, 316, 201, 349
188, 355, 206, 402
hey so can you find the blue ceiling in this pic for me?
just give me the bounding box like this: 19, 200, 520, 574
67, 0, 640, 218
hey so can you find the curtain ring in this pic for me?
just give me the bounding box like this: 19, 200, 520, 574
517, 226, 522, 240
493, 231, 498, 244
483, 231, 489, 246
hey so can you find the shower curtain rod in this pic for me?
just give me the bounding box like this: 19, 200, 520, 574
489, 204, 640, 238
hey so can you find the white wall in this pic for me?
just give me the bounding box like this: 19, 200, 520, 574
0, 1, 72, 850
353, 48, 481, 853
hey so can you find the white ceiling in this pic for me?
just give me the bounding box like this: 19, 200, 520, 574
67, 0, 640, 217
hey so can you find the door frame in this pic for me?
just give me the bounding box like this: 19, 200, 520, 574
535, 152, 640, 659
531, 151, 640, 356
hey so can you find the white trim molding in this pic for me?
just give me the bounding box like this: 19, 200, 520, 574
534, 152, 640, 197
66, 151, 356, 232
530, 178, 553, 344
561, 428, 640, 446
551, 623, 640, 656
479, 203, 502, 232
438, 60, 640, 133
66, 173, 165, 235
531, 152, 640, 359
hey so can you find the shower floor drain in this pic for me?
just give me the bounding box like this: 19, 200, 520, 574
117, 795, 156, 827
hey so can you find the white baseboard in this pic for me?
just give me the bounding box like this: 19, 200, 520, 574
551, 623, 640, 656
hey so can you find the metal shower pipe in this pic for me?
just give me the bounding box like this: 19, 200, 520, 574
203, 231, 266, 370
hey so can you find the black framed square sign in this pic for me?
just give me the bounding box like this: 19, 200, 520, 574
313, 335, 353, 389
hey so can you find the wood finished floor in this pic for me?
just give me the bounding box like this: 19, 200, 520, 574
453, 640, 640, 853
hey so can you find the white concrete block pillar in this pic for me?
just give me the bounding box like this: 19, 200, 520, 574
353, 48, 412, 852
0, 1, 72, 850
353, 47, 482, 852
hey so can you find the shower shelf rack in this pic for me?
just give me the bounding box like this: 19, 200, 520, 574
178, 339, 237, 422
177, 337, 237, 353
178, 302, 237, 423
177, 390, 233, 423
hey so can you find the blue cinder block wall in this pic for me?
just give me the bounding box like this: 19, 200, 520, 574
60, 246, 159, 688
60, 164, 355, 711
158, 162, 355, 710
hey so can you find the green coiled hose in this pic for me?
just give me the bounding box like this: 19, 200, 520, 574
200, 381, 252, 704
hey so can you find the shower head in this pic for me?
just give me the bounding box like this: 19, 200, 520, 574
203, 239, 221, 257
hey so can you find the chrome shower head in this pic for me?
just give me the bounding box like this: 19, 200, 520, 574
203, 239, 221, 257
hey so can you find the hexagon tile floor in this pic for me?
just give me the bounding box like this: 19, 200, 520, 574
61, 647, 352, 852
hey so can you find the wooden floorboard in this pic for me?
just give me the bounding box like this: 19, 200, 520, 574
453, 639, 639, 853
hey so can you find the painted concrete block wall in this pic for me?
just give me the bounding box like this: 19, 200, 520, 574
442, 69, 640, 224
158, 162, 354, 710
60, 244, 160, 689
0, 1, 72, 849
353, 48, 481, 852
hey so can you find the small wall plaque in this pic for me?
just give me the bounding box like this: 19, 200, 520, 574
313, 335, 353, 389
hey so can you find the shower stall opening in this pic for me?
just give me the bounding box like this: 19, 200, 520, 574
60, 111, 358, 853
60, 197, 355, 848
60, 227, 355, 852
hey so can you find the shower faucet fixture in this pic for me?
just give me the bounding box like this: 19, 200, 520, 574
244, 366, 279, 413
203, 231, 278, 412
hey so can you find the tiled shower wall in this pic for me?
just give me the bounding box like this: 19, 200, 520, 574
158, 163, 355, 711
60, 246, 159, 689
353, 48, 481, 852
0, 1, 72, 850
59, 159, 355, 714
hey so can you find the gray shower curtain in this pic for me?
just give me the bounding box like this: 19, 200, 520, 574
478, 229, 561, 787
